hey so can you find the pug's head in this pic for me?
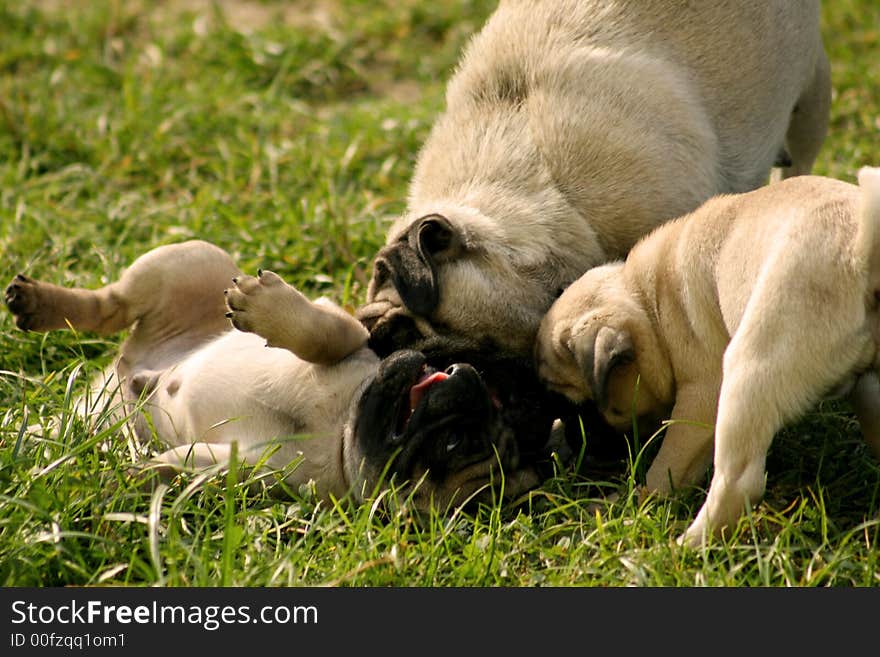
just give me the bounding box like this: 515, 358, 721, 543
343, 348, 570, 510
357, 211, 568, 361
535, 263, 673, 432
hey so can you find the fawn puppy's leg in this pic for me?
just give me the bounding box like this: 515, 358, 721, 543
850, 372, 880, 460
114, 241, 240, 351
5, 274, 132, 333
225, 270, 368, 364
5, 240, 240, 340
780, 48, 831, 179
680, 324, 867, 547
645, 381, 719, 495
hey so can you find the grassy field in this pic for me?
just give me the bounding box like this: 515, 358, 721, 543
1, 0, 879, 587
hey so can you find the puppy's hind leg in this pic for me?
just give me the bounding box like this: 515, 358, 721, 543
149, 443, 235, 473
113, 240, 241, 351
850, 372, 880, 460
680, 323, 865, 547
133, 444, 234, 490
5, 240, 241, 341
5, 273, 133, 334
142, 443, 288, 495
778, 47, 830, 180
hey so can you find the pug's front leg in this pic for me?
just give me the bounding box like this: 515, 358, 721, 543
644, 380, 718, 496
224, 270, 368, 365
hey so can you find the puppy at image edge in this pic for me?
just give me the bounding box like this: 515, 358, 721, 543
535, 167, 880, 546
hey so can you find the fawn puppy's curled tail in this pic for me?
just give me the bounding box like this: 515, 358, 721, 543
856, 167, 880, 286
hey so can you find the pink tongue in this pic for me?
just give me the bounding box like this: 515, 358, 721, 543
409, 371, 449, 412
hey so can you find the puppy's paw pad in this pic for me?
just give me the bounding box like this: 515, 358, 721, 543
5, 274, 35, 309
5, 274, 43, 330
224, 270, 286, 335
230, 274, 260, 294
257, 269, 284, 287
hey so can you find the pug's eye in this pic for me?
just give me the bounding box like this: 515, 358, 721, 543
445, 433, 463, 453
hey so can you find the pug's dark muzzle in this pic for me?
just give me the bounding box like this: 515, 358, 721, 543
362, 309, 426, 359
354, 351, 514, 487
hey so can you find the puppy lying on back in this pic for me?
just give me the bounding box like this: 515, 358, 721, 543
5, 241, 559, 510
359, 0, 830, 362
536, 169, 880, 546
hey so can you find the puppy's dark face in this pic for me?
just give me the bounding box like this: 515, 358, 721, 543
350, 349, 566, 509
355, 351, 500, 482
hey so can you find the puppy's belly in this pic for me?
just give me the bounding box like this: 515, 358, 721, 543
133, 331, 345, 472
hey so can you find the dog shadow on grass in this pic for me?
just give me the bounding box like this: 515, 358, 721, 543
525, 399, 880, 543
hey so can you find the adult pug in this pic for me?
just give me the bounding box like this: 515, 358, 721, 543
358, 0, 830, 360
5, 241, 559, 510
535, 169, 880, 546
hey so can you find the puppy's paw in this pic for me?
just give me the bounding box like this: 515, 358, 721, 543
224, 269, 300, 345
676, 518, 707, 548
224, 271, 265, 334
5, 274, 46, 331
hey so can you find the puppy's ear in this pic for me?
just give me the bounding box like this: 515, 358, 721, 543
572, 324, 635, 411
371, 242, 438, 317
368, 214, 461, 317
415, 214, 461, 262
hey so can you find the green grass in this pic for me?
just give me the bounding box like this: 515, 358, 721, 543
2, 0, 879, 587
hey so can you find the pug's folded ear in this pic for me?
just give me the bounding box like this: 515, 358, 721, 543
570, 324, 635, 411
415, 214, 462, 262
371, 241, 438, 317
369, 214, 462, 318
